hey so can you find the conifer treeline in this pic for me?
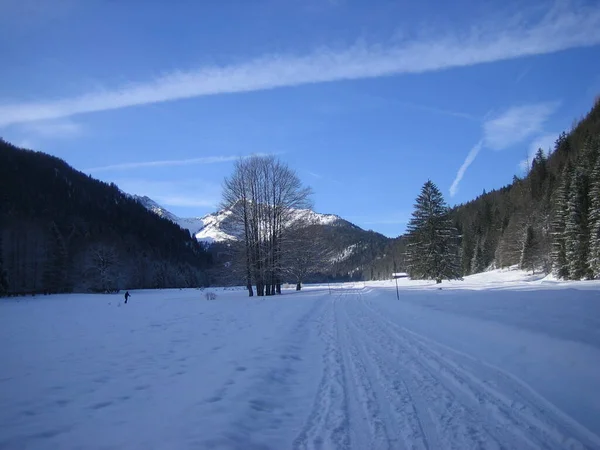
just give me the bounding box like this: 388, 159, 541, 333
453, 98, 600, 279
0, 140, 212, 296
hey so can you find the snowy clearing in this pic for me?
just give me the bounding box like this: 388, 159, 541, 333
2, 270, 600, 449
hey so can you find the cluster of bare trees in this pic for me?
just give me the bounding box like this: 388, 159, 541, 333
281, 223, 334, 290
222, 155, 322, 296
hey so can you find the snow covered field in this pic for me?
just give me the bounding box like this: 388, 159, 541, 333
2, 270, 600, 449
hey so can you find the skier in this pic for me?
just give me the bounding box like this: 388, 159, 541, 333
124, 291, 131, 304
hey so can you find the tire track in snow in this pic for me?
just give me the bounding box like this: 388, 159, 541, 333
360, 296, 599, 450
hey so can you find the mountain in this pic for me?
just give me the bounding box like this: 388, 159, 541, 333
137, 198, 391, 281
450, 98, 600, 278
193, 207, 348, 243
136, 197, 360, 244
0, 140, 212, 296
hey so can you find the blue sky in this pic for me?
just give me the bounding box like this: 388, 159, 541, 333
1, 0, 600, 237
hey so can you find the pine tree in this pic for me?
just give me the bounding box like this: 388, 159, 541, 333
529, 149, 548, 201
470, 236, 485, 274
565, 169, 590, 279
588, 154, 600, 278
520, 225, 539, 274
406, 180, 462, 283
551, 162, 573, 278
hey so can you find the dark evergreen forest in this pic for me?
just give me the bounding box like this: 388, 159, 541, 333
0, 140, 212, 295
453, 98, 600, 279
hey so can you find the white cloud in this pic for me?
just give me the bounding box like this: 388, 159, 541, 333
1, 3, 599, 126
483, 102, 559, 150
85, 152, 274, 173
450, 102, 558, 197
113, 179, 221, 209
450, 140, 483, 197
86, 156, 239, 173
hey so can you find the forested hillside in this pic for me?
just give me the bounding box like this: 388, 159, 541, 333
453, 98, 600, 278
0, 140, 212, 295
364, 98, 600, 281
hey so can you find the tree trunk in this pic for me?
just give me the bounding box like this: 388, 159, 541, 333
296, 282, 301, 291
436, 278, 442, 284
247, 281, 254, 297
276, 282, 281, 294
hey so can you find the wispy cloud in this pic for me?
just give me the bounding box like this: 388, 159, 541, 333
450, 140, 483, 197
1, 2, 599, 127
515, 64, 533, 84
114, 179, 221, 209
482, 102, 559, 150
450, 102, 559, 196
85, 152, 274, 173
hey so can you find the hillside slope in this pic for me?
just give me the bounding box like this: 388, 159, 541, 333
449, 98, 600, 278
0, 140, 212, 295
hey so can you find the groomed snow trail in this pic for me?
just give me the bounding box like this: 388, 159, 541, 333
293, 287, 599, 450
1, 283, 600, 449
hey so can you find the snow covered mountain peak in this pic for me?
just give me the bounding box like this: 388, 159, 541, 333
135, 196, 179, 223
135, 196, 349, 244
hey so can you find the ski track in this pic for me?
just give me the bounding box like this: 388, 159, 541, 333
293, 287, 598, 450
2, 286, 599, 449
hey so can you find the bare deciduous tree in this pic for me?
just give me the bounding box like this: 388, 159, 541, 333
85, 243, 121, 293
281, 223, 334, 290
222, 156, 312, 296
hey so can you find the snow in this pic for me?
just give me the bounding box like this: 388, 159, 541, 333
287, 208, 340, 227
2, 270, 600, 449
334, 243, 359, 262
193, 208, 342, 243
137, 195, 345, 244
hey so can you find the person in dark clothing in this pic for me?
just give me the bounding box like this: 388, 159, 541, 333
124, 291, 131, 304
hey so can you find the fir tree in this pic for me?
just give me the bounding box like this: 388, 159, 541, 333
551, 162, 573, 278
565, 169, 590, 279
470, 236, 485, 274
588, 153, 600, 278
520, 225, 539, 274
406, 180, 461, 283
